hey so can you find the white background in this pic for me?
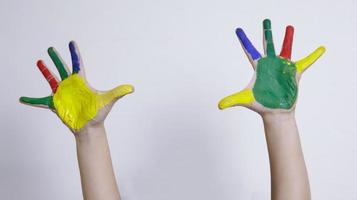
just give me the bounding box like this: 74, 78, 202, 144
1, 0, 356, 199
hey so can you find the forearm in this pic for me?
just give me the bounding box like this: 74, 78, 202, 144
75, 124, 120, 200
262, 112, 310, 200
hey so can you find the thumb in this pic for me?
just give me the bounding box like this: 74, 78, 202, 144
218, 89, 255, 110
97, 84, 134, 109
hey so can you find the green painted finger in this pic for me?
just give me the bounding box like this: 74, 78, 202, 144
263, 19, 275, 57
48, 47, 69, 80
19, 96, 55, 109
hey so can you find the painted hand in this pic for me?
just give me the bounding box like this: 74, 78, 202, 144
218, 19, 325, 113
20, 41, 134, 132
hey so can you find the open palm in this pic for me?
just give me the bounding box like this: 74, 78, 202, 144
20, 41, 134, 132
218, 19, 325, 113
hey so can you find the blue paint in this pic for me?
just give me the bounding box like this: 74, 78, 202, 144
69, 41, 80, 73
236, 28, 261, 60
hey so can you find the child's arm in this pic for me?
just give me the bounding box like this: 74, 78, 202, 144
20, 41, 134, 200
76, 124, 121, 200
262, 112, 310, 200
218, 19, 325, 200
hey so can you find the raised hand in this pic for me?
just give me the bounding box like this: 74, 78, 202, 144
218, 19, 325, 113
20, 41, 134, 132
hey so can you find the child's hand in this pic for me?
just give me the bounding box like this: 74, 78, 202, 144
20, 41, 134, 133
218, 19, 325, 114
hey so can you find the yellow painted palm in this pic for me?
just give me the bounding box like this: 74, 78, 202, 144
20, 41, 134, 132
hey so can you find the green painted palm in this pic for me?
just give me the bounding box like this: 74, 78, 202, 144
218, 19, 325, 112
253, 56, 298, 109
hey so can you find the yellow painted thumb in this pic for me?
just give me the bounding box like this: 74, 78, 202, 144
218, 89, 255, 110
97, 84, 134, 108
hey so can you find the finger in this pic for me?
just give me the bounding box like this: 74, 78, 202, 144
97, 84, 135, 108
19, 96, 55, 109
295, 46, 326, 73
263, 19, 275, 57
280, 25, 294, 59
69, 41, 82, 74
37, 60, 59, 93
218, 89, 255, 110
235, 28, 262, 63
48, 47, 69, 80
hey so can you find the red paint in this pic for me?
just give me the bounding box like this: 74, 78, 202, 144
37, 60, 58, 93
280, 25, 294, 60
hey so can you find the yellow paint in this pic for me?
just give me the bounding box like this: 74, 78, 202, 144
53, 75, 98, 131
97, 84, 134, 109
296, 46, 326, 73
53, 74, 134, 131
218, 89, 255, 110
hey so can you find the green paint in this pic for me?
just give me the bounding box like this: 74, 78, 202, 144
48, 47, 68, 80
263, 19, 275, 56
252, 57, 298, 109
263, 19, 271, 29
20, 96, 54, 109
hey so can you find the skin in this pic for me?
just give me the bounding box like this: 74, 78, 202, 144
20, 41, 133, 200
218, 19, 325, 200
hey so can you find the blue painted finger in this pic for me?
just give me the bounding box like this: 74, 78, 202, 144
236, 28, 262, 61
69, 41, 81, 74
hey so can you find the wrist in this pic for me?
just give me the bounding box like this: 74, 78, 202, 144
261, 111, 297, 137
75, 122, 106, 143
261, 111, 295, 122
261, 111, 299, 140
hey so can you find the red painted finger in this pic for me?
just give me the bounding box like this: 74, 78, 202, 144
280, 25, 294, 59
37, 60, 59, 93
